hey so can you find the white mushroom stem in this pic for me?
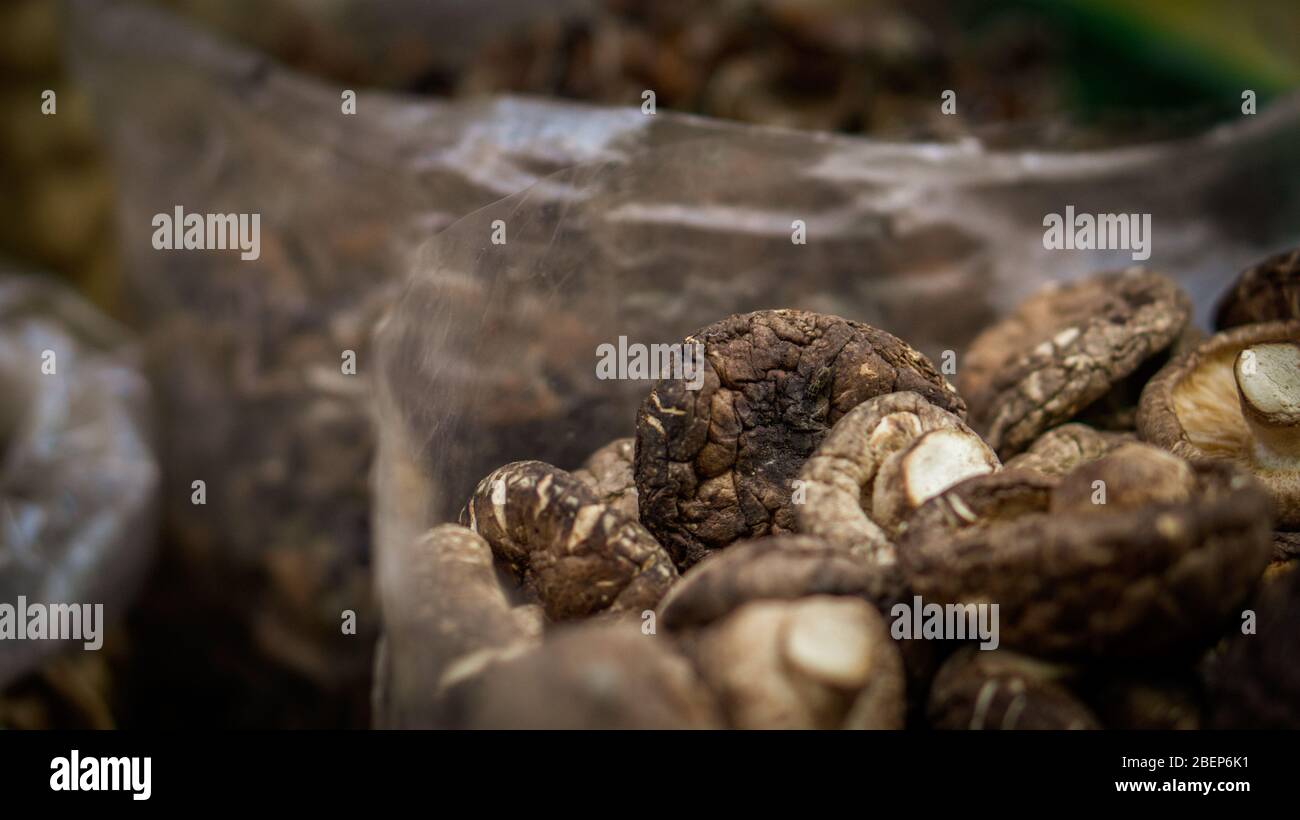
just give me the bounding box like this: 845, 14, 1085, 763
1234, 342, 1300, 469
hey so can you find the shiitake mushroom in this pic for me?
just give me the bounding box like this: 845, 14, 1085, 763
635, 309, 963, 570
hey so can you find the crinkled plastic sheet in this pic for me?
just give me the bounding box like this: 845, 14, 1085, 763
0, 268, 157, 688
65, 0, 732, 697
372, 105, 1300, 725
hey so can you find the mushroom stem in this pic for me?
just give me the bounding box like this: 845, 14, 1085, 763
1235, 343, 1300, 469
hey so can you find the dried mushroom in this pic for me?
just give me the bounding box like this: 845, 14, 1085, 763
928, 648, 1099, 730
571, 437, 638, 518
657, 535, 904, 630
410, 524, 541, 665
686, 595, 905, 729
1003, 423, 1135, 477
460, 460, 677, 620
900, 446, 1273, 657
900, 468, 1057, 537
794, 391, 996, 562
395, 524, 542, 721
1137, 320, 1300, 528
959, 269, 1191, 457
436, 621, 723, 729
1274, 531, 1300, 562
1049, 443, 1195, 514
1215, 246, 1300, 329
1081, 675, 1202, 730
635, 309, 963, 569
1207, 568, 1300, 728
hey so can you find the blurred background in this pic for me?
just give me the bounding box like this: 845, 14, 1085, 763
1, 0, 1298, 728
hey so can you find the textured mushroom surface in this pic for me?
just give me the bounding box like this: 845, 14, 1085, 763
1215, 246, 1300, 330
461, 460, 677, 620
1274, 531, 1300, 562
899, 451, 1273, 657
794, 391, 994, 563
959, 269, 1190, 458
928, 648, 1099, 730
686, 595, 906, 729
572, 437, 638, 518
900, 468, 1056, 537
1137, 320, 1300, 527
657, 535, 904, 630
408, 524, 541, 671
1208, 569, 1300, 728
435, 621, 723, 729
635, 309, 963, 569
1003, 423, 1135, 477
1049, 443, 1195, 514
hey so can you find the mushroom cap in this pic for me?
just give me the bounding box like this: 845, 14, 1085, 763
1215, 246, 1300, 330
1208, 567, 1300, 729
899, 455, 1273, 657
1003, 423, 1135, 478
1137, 320, 1300, 528
657, 535, 904, 631
795, 390, 996, 562
927, 647, 1099, 730
687, 595, 905, 729
435, 620, 724, 729
959, 269, 1191, 458
1049, 442, 1195, 514
460, 460, 678, 620
1080, 675, 1202, 730
571, 436, 638, 518
635, 309, 963, 569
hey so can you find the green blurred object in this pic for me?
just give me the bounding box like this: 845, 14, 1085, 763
978, 0, 1300, 116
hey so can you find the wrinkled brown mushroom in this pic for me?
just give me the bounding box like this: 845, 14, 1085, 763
959, 269, 1191, 458
460, 460, 677, 620
1081, 675, 1202, 730
899, 446, 1273, 657
1003, 423, 1135, 477
928, 647, 1099, 730
1215, 246, 1300, 329
1207, 568, 1300, 728
1138, 320, 1300, 528
794, 391, 996, 563
635, 309, 963, 569
657, 535, 904, 630
571, 437, 638, 518
1049, 442, 1195, 514
436, 621, 723, 729
1274, 530, 1300, 562
686, 595, 906, 729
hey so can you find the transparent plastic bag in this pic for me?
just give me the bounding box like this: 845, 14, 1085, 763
66, 0, 729, 715
0, 267, 157, 688
371, 101, 1300, 726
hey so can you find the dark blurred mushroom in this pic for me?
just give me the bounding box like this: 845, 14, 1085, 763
928, 647, 1099, 730
900, 448, 1272, 657
1215, 246, 1300, 329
